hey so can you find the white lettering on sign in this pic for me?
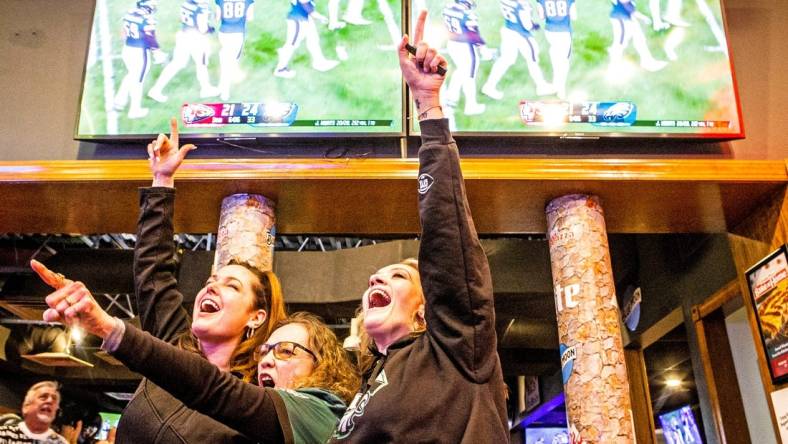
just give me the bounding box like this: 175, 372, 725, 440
555, 283, 580, 313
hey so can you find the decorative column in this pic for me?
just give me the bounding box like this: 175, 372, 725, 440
545, 194, 634, 443
214, 194, 276, 272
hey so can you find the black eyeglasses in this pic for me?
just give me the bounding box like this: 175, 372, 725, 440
254, 341, 319, 363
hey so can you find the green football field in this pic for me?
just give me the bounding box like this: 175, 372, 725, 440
415, 0, 741, 135
78, 0, 404, 137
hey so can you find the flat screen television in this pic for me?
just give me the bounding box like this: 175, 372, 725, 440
410, 0, 743, 138
524, 427, 568, 444
96, 412, 121, 440
76, 0, 404, 139
658, 405, 703, 444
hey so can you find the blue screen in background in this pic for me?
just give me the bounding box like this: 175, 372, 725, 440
525, 427, 568, 444
658, 405, 703, 444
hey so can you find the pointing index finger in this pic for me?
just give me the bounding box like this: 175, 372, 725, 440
169, 117, 179, 150
30, 259, 71, 290
413, 9, 427, 45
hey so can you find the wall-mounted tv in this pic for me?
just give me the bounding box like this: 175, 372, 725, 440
658, 405, 703, 444
411, 0, 743, 138
97, 412, 121, 440
524, 427, 568, 444
76, 0, 404, 139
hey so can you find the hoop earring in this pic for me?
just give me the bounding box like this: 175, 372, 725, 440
245, 326, 257, 340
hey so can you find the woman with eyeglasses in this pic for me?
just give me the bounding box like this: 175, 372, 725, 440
329, 11, 509, 443
35, 264, 359, 444
32, 117, 288, 444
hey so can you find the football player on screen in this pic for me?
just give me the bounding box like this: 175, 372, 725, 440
273, 0, 340, 78
482, 0, 554, 101
442, 0, 495, 125
377, 0, 405, 47
328, 0, 347, 30
328, 0, 401, 47
114, 0, 167, 119
215, 0, 255, 101
342, 0, 371, 25
536, 0, 574, 99
608, 0, 667, 73
648, 0, 691, 61
649, 0, 689, 30
148, 0, 220, 103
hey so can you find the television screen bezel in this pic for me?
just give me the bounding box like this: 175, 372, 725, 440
73, 0, 408, 141
407, 0, 745, 140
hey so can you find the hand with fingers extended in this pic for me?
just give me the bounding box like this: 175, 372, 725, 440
61, 420, 83, 444
148, 117, 197, 188
31, 260, 115, 340
398, 10, 448, 121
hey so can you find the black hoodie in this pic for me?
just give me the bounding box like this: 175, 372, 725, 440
329, 119, 509, 443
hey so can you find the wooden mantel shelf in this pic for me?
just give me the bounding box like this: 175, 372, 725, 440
0, 158, 785, 234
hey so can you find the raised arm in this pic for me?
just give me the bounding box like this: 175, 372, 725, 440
111, 323, 287, 441
400, 12, 497, 381
134, 118, 196, 341
35, 262, 287, 442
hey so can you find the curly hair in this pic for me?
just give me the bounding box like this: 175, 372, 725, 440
178, 262, 287, 383
278, 312, 361, 404
357, 258, 425, 374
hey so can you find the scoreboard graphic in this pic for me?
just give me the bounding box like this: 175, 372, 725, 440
182, 103, 299, 127
519, 100, 731, 130
182, 102, 393, 128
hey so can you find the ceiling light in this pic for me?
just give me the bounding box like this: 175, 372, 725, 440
665, 377, 682, 388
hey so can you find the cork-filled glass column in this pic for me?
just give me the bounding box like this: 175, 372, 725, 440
214, 194, 276, 272
545, 194, 634, 443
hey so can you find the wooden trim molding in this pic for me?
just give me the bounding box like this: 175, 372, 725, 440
0, 159, 785, 234
691, 306, 727, 443
0, 158, 786, 183
697, 280, 741, 319
625, 347, 657, 444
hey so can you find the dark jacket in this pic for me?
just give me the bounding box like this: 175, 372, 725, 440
111, 321, 346, 444
329, 119, 509, 443
115, 188, 256, 444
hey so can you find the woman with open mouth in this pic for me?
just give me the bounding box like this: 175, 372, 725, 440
34, 271, 359, 444
329, 11, 509, 443
32, 117, 288, 443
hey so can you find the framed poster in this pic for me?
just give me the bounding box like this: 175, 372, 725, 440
525, 376, 540, 412
746, 245, 788, 385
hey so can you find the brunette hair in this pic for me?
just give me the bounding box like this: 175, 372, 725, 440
178, 261, 287, 382
278, 312, 361, 404
357, 258, 425, 373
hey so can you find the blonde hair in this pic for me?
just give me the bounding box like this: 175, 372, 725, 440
23, 381, 60, 410
277, 312, 361, 404
357, 258, 425, 373
178, 264, 287, 383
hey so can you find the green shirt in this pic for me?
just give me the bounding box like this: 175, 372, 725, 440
275, 388, 347, 444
